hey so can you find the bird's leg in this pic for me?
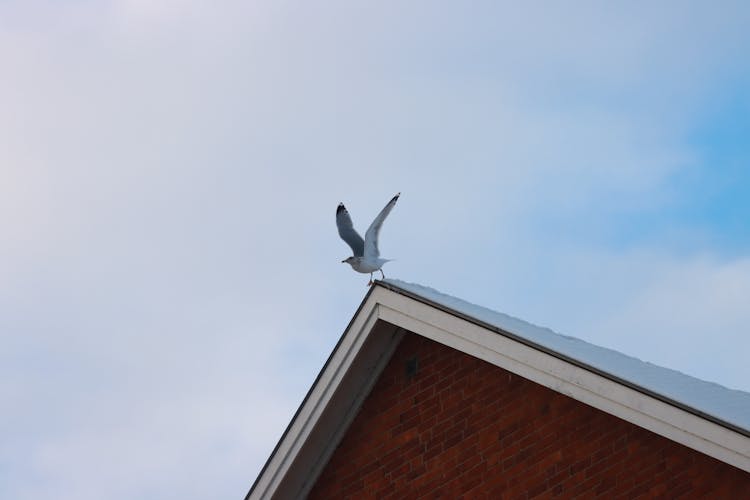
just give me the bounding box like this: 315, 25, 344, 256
368, 272, 373, 286
380, 269, 385, 280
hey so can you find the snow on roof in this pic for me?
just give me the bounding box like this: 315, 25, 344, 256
381, 279, 750, 434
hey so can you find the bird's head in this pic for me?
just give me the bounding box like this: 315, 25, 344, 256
342, 256, 355, 265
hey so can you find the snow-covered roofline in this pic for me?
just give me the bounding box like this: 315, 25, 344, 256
379, 279, 750, 436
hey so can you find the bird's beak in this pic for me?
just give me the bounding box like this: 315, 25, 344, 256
341, 259, 346, 263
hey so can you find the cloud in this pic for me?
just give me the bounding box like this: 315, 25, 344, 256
1, 1, 749, 499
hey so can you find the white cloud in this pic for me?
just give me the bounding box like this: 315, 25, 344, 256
1, 1, 749, 499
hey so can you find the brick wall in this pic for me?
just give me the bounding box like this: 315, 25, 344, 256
309, 332, 749, 499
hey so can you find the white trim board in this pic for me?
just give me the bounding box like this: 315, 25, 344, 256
246, 283, 750, 500
373, 286, 750, 473
247, 291, 403, 500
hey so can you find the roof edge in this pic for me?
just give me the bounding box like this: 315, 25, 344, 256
244, 285, 380, 499
376, 279, 750, 438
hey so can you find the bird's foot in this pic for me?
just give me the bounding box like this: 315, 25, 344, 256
367, 280, 373, 287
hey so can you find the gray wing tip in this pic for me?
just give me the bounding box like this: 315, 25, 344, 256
337, 203, 346, 214
392, 193, 400, 202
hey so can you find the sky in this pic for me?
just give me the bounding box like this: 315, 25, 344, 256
1, 1, 749, 498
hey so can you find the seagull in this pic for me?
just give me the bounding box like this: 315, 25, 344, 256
337, 193, 400, 286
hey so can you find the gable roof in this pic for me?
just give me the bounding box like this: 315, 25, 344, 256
247, 280, 750, 499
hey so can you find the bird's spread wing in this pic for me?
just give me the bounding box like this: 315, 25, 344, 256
364, 193, 400, 260
336, 203, 365, 256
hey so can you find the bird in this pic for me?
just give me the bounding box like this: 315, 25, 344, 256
337, 193, 400, 286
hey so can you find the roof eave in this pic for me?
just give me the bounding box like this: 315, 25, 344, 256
377, 280, 750, 438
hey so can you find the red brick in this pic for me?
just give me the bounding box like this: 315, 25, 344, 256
308, 333, 750, 499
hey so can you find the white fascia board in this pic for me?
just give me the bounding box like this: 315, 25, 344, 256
248, 290, 394, 500
371, 286, 750, 473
